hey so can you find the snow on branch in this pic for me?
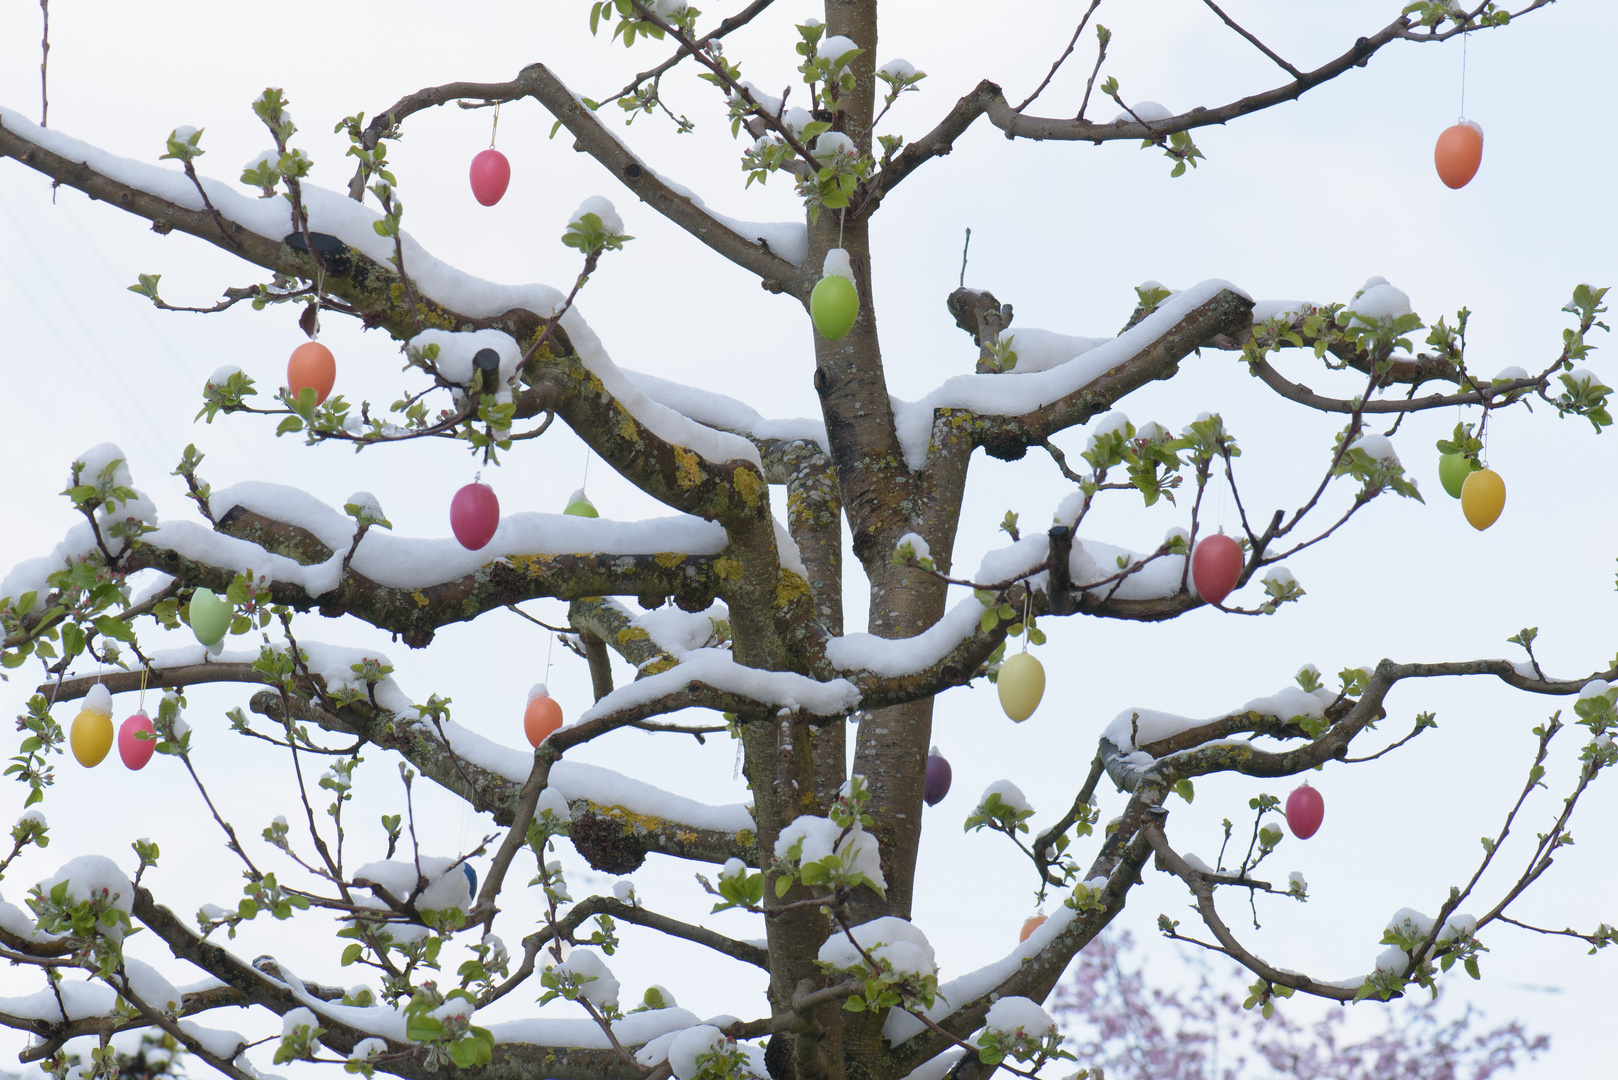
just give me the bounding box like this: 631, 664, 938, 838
895, 284, 1254, 468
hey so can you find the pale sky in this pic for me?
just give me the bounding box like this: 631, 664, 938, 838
2, 3, 1616, 1078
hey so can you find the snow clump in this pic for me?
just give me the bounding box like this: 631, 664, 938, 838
551, 949, 620, 1010
817, 916, 936, 980
42, 856, 133, 942
981, 996, 1056, 1039
879, 58, 915, 80
818, 35, 859, 65
571, 195, 624, 236
979, 779, 1030, 814
1349, 277, 1412, 323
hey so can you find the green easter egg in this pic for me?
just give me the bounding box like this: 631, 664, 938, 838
811, 274, 859, 341
564, 495, 599, 518
190, 588, 232, 647
1437, 453, 1472, 499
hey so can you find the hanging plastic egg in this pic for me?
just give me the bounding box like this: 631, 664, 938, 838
189, 588, 232, 648
462, 863, 478, 899
287, 342, 336, 406
524, 684, 564, 747
997, 652, 1045, 722
1191, 532, 1243, 606
118, 712, 156, 770
1019, 915, 1047, 943
71, 709, 114, 768
1460, 467, 1505, 531
924, 747, 952, 806
451, 482, 501, 550
1437, 452, 1472, 499
470, 149, 512, 206
1285, 783, 1325, 839
563, 488, 599, 518
1434, 121, 1484, 189
810, 249, 860, 341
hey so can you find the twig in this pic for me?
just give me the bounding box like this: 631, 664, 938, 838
39, 1, 49, 127
1200, 1, 1302, 79
1017, 0, 1103, 112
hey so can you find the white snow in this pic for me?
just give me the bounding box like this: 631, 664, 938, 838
41, 856, 133, 942
981, 996, 1055, 1038
817, 35, 859, 65
822, 248, 854, 283
1115, 101, 1173, 123
408, 328, 522, 389
1349, 277, 1412, 323
1350, 433, 1400, 466
979, 779, 1029, 813
879, 59, 916, 81
353, 857, 472, 910
1103, 685, 1329, 752
813, 133, 856, 160
888, 280, 1248, 469
83, 684, 112, 716
572, 195, 625, 235
124, 958, 181, 1013
180, 1021, 249, 1060
576, 649, 859, 724
775, 814, 885, 892
817, 916, 936, 979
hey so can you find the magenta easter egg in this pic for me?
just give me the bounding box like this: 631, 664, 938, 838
1191, 532, 1243, 606
1285, 783, 1325, 839
450, 482, 501, 550
119, 712, 156, 770
469, 149, 511, 206
924, 749, 952, 806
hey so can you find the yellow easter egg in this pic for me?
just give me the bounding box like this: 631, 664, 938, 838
997, 652, 1045, 722
71, 709, 114, 767
1460, 467, 1505, 531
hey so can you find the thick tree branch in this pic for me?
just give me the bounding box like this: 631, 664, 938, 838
349, 65, 804, 294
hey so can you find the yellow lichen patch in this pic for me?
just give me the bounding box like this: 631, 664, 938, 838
654, 551, 686, 568
411, 589, 430, 609
674, 447, 704, 490
505, 554, 556, 576
641, 655, 680, 676
733, 466, 765, 508
616, 625, 651, 646
619, 417, 639, 443
714, 556, 744, 581
776, 570, 811, 608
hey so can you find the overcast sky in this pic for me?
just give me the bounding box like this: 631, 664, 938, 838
2, 2, 1616, 1077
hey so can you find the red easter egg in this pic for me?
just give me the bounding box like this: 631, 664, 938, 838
287, 342, 336, 405
450, 482, 500, 550
470, 149, 511, 206
524, 688, 563, 747
1191, 532, 1244, 606
1434, 122, 1483, 189
1019, 915, 1047, 943
1285, 783, 1325, 839
119, 712, 156, 770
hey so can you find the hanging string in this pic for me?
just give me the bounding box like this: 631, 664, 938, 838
582, 449, 591, 489
838, 207, 845, 250
545, 626, 555, 682
138, 664, 148, 714
490, 102, 501, 148
1021, 589, 1031, 653
1459, 20, 1469, 122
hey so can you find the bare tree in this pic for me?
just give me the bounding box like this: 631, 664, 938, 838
0, 4, 1612, 1080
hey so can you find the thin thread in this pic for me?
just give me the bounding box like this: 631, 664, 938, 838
545, 628, 555, 682
491, 102, 501, 147
139, 664, 148, 713
837, 207, 845, 250
1459, 22, 1468, 122
582, 450, 591, 488
1021, 589, 1031, 653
